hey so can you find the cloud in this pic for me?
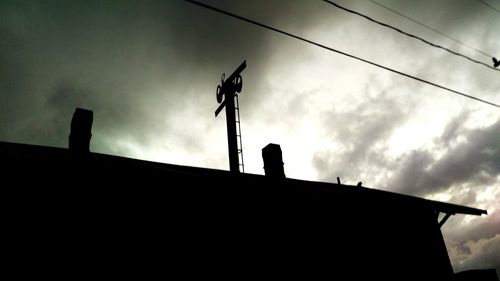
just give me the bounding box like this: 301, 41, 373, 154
312, 80, 412, 184
447, 234, 500, 275
388, 116, 500, 196
439, 111, 469, 147
386, 115, 500, 273
313, 103, 500, 274
0, 0, 280, 155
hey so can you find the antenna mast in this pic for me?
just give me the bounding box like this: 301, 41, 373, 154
215, 61, 247, 173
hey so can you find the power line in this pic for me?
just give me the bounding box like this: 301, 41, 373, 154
184, 0, 500, 108
477, 0, 500, 14
323, 0, 499, 73
368, 0, 493, 58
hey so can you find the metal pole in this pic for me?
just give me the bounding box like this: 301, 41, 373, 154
225, 94, 239, 173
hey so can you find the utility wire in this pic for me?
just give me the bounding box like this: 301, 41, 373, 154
184, 0, 499, 108
323, 0, 499, 72
477, 0, 500, 14
368, 0, 493, 58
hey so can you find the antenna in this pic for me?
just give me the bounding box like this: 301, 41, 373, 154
215, 60, 247, 173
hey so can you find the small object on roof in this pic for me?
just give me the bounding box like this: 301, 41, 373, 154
493, 57, 500, 68
69, 108, 93, 153
337, 177, 341, 184
357, 182, 362, 187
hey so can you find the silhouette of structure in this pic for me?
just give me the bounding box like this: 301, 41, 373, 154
69, 108, 93, 153
215, 61, 246, 173
1, 109, 495, 280
262, 143, 285, 178
455, 269, 499, 281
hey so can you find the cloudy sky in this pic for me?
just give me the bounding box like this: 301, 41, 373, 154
1, 0, 499, 274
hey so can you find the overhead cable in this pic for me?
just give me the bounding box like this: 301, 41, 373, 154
477, 0, 500, 14
323, 0, 499, 72
368, 0, 493, 58
185, 0, 500, 108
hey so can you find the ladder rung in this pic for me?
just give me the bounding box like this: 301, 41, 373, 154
235, 94, 244, 173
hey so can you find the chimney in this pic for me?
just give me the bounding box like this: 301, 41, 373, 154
262, 143, 285, 178
69, 108, 93, 153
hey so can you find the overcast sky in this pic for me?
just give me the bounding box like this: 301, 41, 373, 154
1, 0, 499, 274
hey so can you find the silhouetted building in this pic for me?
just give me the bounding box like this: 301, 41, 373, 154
455, 269, 499, 281
1, 110, 494, 280
2, 140, 492, 280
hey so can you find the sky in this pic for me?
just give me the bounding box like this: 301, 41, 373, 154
0, 0, 499, 275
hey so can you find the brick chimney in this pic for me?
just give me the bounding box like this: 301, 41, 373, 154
69, 108, 93, 153
262, 143, 285, 178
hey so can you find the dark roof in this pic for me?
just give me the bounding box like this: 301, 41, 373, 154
3, 140, 489, 280
0, 141, 487, 216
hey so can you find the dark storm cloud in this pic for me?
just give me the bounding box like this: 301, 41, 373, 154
312, 80, 412, 184
460, 209, 500, 243
371, 0, 489, 53
443, 195, 500, 274
358, 0, 499, 98
450, 235, 500, 273
0, 0, 279, 153
440, 111, 469, 147
467, 236, 500, 271
0, 0, 340, 156
381, 0, 484, 27
315, 106, 496, 200
447, 231, 500, 274
389, 116, 500, 196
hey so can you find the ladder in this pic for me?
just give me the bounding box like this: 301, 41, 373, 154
235, 94, 245, 173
